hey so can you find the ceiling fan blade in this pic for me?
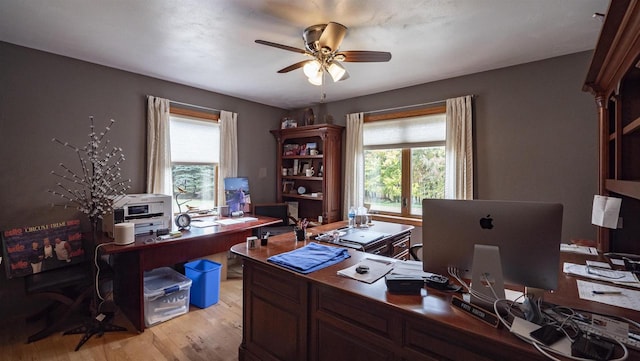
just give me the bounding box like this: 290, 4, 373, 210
255, 40, 307, 54
277, 60, 311, 73
338, 50, 392, 62
318, 22, 347, 52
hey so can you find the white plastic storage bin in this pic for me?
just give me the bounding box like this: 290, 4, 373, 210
143, 267, 192, 327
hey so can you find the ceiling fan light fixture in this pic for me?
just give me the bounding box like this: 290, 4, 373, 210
327, 62, 347, 82
308, 71, 323, 86
303, 60, 322, 78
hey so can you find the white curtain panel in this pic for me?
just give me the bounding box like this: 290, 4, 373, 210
218, 110, 238, 206
146, 96, 172, 195
445, 95, 473, 200
344, 112, 365, 218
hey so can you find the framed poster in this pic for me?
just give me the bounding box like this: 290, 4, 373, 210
224, 177, 251, 213
2, 219, 84, 278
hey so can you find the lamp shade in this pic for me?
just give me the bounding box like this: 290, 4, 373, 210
303, 60, 322, 78
327, 62, 348, 82
308, 71, 323, 85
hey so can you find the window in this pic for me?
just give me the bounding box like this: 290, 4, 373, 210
364, 106, 446, 217
169, 109, 220, 213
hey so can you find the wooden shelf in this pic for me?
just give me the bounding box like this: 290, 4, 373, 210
282, 176, 323, 181
283, 155, 323, 159
282, 193, 324, 201
583, 1, 640, 253
605, 179, 640, 200
271, 124, 344, 223
623, 116, 640, 135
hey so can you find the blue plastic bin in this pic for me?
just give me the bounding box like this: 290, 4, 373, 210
184, 259, 222, 308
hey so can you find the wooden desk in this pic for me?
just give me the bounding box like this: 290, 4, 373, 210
101, 216, 280, 332
313, 220, 414, 259
231, 222, 640, 361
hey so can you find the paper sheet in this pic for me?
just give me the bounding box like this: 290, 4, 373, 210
563, 262, 639, 283
576, 280, 640, 312
190, 220, 219, 228
215, 217, 258, 225
592, 195, 622, 229
389, 259, 436, 278
337, 258, 394, 284
560, 243, 598, 255
510, 317, 572, 354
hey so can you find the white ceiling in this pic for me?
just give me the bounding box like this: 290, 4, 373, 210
0, 0, 608, 109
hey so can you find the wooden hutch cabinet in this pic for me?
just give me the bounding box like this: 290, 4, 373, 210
583, 0, 640, 253
270, 124, 344, 224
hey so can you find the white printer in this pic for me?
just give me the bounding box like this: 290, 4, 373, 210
102, 193, 172, 237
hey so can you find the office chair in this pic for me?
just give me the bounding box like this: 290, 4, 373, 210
409, 243, 423, 261
24, 259, 93, 343
252, 203, 298, 237
23, 234, 124, 347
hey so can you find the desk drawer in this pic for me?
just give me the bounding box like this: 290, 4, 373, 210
391, 236, 410, 257
392, 249, 409, 260
367, 243, 389, 256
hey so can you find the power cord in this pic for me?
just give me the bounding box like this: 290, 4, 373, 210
493, 299, 628, 361
94, 242, 114, 311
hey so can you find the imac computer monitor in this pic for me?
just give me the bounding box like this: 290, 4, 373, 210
422, 199, 563, 291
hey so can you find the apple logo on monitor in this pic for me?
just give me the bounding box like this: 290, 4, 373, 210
479, 214, 494, 229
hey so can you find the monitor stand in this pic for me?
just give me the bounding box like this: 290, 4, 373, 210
470, 244, 505, 308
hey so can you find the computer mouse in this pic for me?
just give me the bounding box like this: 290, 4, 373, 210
356, 265, 369, 274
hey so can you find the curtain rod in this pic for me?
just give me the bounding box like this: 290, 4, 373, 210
146, 95, 221, 113
363, 95, 475, 115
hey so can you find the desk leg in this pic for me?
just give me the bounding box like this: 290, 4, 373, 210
112, 251, 145, 332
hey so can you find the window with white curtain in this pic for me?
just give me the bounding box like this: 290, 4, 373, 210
364, 109, 446, 217
170, 114, 220, 212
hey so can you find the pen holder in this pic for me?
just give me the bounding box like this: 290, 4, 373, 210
294, 227, 306, 242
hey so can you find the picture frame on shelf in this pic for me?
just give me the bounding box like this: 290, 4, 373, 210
282, 181, 295, 194
281, 118, 297, 129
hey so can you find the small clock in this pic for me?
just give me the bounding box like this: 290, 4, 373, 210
175, 213, 191, 230
297, 186, 306, 195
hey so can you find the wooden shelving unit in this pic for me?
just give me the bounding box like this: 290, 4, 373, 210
583, 0, 640, 253
270, 124, 344, 224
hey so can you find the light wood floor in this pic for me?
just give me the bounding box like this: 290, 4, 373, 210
0, 262, 244, 361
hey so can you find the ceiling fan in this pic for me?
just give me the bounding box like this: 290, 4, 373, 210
255, 22, 392, 86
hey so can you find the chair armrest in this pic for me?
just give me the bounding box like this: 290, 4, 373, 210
409, 244, 423, 261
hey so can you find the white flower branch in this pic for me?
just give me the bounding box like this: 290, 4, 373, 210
48, 116, 131, 223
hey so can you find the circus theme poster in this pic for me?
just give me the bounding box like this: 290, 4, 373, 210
2, 219, 84, 278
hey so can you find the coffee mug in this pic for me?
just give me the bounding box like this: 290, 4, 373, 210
305, 169, 315, 177
310, 149, 319, 155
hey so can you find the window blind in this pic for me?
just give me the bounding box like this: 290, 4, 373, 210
363, 113, 445, 148
170, 115, 220, 163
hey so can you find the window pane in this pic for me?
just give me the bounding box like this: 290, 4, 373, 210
364, 149, 402, 213
172, 164, 217, 212
410, 146, 445, 215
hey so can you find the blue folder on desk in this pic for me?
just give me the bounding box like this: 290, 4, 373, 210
267, 242, 350, 274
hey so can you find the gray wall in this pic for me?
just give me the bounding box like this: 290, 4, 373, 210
0, 41, 287, 316
0, 42, 597, 317
0, 41, 287, 233
315, 51, 598, 245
